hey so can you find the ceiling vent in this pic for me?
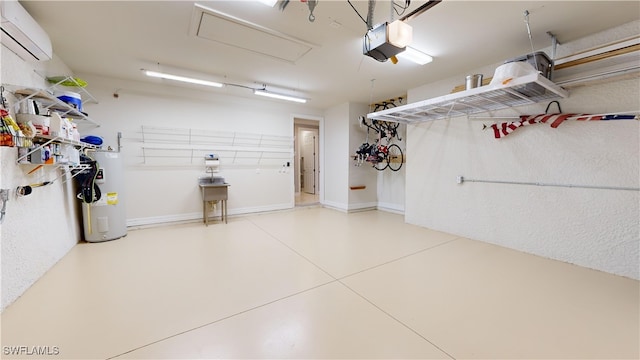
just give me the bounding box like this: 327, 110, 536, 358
0, 0, 52, 61
190, 4, 314, 63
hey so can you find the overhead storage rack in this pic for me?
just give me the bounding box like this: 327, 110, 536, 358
367, 72, 569, 124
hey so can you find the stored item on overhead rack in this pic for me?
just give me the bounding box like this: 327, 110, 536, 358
465, 74, 483, 90
504, 51, 553, 80
490, 61, 537, 86
492, 59, 551, 96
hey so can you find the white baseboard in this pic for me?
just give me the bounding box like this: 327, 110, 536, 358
232, 203, 293, 215
127, 202, 404, 228
377, 202, 405, 215
348, 202, 378, 212
127, 203, 294, 228
127, 213, 202, 228
321, 200, 349, 212
321, 201, 378, 213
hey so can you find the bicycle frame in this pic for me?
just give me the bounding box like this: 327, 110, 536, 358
355, 116, 403, 171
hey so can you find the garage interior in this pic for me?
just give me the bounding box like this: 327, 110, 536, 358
1, 1, 638, 358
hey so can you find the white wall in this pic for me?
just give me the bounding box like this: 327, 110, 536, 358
348, 102, 377, 211
1, 49, 82, 311
323, 101, 381, 212
403, 22, 640, 279
76, 74, 323, 226
323, 103, 350, 210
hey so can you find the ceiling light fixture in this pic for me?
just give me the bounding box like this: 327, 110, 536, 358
256, 0, 277, 7
387, 20, 413, 48
397, 46, 434, 65
142, 69, 224, 88
253, 89, 307, 103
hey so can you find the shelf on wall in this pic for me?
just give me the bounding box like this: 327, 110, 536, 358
128, 125, 294, 166
44, 75, 99, 105
139, 146, 293, 166
15, 134, 98, 166
367, 72, 569, 124
33, 134, 98, 149
11, 88, 99, 126
6, 74, 99, 126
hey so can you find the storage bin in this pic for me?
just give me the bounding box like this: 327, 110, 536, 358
16, 114, 49, 135
504, 51, 553, 80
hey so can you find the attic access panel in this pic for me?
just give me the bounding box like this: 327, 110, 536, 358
192, 4, 314, 63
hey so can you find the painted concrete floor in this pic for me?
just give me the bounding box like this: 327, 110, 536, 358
1, 207, 638, 359
294, 191, 319, 206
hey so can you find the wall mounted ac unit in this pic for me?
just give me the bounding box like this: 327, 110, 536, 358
1, 0, 52, 61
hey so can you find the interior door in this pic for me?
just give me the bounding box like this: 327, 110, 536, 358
301, 129, 317, 194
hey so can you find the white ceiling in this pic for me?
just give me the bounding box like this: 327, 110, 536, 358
20, 0, 640, 109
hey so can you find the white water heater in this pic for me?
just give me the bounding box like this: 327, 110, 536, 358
82, 150, 127, 242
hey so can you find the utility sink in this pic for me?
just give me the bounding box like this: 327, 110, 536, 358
198, 176, 226, 186
198, 177, 229, 225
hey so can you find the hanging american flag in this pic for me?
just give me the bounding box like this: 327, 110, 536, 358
489, 113, 638, 139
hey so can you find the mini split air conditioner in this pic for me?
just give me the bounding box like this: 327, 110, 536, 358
1, 0, 52, 61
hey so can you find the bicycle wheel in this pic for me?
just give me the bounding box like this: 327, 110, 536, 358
371, 148, 388, 171
373, 158, 388, 171
386, 143, 403, 171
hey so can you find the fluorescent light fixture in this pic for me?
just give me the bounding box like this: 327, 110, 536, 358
397, 46, 433, 65
257, 0, 277, 6
142, 69, 224, 88
254, 89, 307, 103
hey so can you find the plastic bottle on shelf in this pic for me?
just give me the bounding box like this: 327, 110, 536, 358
71, 123, 80, 141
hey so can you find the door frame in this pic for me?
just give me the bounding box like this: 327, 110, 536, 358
292, 114, 324, 205
300, 128, 319, 194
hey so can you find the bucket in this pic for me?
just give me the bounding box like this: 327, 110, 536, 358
465, 74, 483, 90
55, 91, 82, 111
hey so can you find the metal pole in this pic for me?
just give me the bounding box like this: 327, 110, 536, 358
457, 176, 639, 191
